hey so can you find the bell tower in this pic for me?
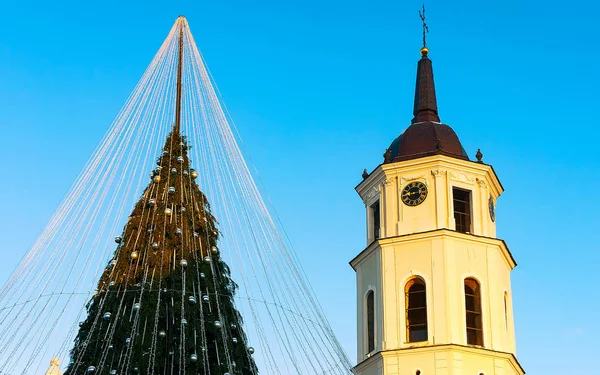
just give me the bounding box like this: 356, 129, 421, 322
351, 27, 525, 375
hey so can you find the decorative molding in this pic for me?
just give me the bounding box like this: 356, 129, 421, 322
449, 172, 475, 185
431, 169, 447, 177
476, 178, 487, 188
362, 178, 392, 202
400, 174, 426, 184
366, 185, 382, 200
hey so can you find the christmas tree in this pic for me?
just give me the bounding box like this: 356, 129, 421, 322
64, 129, 257, 374
0, 16, 352, 375
63, 16, 258, 373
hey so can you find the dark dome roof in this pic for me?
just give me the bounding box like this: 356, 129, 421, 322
386, 121, 469, 163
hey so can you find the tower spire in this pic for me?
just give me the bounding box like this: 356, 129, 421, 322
174, 16, 185, 132
412, 6, 440, 124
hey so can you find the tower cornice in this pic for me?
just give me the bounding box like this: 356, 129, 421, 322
349, 228, 517, 271
352, 344, 525, 374
356, 155, 504, 200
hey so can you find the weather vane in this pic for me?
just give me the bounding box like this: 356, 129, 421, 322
419, 4, 429, 49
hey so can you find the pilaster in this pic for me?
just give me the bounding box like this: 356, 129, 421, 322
431, 169, 448, 229
477, 178, 488, 237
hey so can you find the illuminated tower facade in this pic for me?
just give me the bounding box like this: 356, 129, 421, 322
351, 45, 525, 375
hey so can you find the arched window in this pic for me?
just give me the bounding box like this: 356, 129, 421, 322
405, 278, 428, 342
464, 278, 483, 346
366, 290, 375, 353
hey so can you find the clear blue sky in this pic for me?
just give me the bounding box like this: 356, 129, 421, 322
0, 0, 598, 373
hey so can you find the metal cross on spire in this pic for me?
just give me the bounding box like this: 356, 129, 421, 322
419, 4, 429, 49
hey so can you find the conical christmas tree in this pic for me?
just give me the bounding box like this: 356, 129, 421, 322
63, 16, 258, 373
0, 15, 354, 375
65, 129, 257, 374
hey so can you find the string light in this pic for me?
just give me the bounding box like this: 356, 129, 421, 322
0, 16, 351, 375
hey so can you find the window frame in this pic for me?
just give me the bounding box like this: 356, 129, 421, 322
370, 200, 381, 241
405, 277, 428, 343
464, 277, 484, 346
452, 187, 472, 233
365, 290, 375, 354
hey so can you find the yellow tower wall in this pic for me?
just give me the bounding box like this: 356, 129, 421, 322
357, 156, 503, 244
352, 155, 524, 375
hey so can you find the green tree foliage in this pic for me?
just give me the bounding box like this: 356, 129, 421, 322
65, 129, 257, 375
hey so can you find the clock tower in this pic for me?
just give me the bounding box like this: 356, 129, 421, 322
351, 45, 525, 375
